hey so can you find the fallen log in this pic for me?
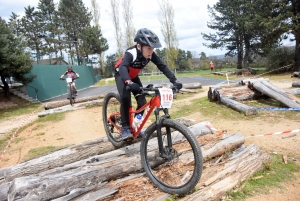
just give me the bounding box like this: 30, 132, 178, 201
218, 95, 258, 116
251, 80, 300, 108
43, 95, 105, 110
181, 144, 269, 201
182, 82, 202, 89
291, 72, 300, 77
0, 121, 213, 183
292, 81, 300, 88
3, 133, 245, 200
180, 88, 199, 93
285, 88, 300, 95
153, 82, 202, 90
38, 99, 104, 117
102, 139, 266, 201
217, 85, 260, 101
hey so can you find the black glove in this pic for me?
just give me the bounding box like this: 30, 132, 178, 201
173, 81, 182, 90
126, 81, 141, 93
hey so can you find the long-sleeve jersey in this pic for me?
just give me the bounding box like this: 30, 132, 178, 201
115, 45, 177, 84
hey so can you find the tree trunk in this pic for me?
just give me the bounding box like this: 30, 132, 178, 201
218, 94, 258, 116
292, 81, 300, 88
0, 76, 10, 100
250, 80, 300, 108
294, 33, 300, 71
0, 121, 213, 183
182, 82, 202, 89
43, 95, 105, 110
217, 85, 260, 101
285, 87, 300, 95
237, 38, 243, 69
2, 133, 245, 201
181, 144, 269, 201
180, 88, 198, 93
291, 72, 299, 77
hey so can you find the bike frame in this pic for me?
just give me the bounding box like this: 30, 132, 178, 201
108, 94, 160, 136
107, 88, 173, 159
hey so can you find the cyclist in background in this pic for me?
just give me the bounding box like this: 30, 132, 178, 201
60, 65, 80, 96
114, 28, 182, 140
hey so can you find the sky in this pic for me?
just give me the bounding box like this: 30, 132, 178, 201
0, 0, 295, 59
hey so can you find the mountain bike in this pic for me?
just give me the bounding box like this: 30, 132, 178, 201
59, 77, 79, 106
102, 84, 203, 195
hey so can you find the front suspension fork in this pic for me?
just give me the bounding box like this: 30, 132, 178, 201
154, 108, 172, 160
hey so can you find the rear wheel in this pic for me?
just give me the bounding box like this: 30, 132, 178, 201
102, 92, 125, 148
140, 119, 203, 195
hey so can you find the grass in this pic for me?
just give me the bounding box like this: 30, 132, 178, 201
0, 113, 65, 157
36, 112, 65, 123
170, 96, 251, 121
23, 146, 67, 161
0, 102, 43, 122
227, 154, 300, 200
0, 90, 43, 121
12, 137, 24, 144
35, 132, 45, 136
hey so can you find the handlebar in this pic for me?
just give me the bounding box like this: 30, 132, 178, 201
126, 84, 180, 95
59, 77, 79, 80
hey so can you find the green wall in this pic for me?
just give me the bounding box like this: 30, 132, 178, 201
27, 65, 99, 101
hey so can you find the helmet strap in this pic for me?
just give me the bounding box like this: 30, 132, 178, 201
137, 44, 144, 56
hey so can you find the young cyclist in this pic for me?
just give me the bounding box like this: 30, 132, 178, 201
60, 66, 80, 96
114, 28, 182, 140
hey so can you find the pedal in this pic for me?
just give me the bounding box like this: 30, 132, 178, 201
125, 139, 133, 145
124, 137, 133, 143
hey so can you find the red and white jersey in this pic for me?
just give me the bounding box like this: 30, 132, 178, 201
64, 70, 77, 80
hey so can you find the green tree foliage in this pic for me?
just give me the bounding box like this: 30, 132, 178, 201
0, 17, 35, 100
37, 0, 58, 58
263, 0, 300, 70
202, 0, 277, 69
202, 0, 243, 69
266, 46, 294, 72
20, 6, 45, 61
104, 54, 117, 78
8, 12, 22, 36
200, 52, 207, 60
175, 49, 192, 71
155, 48, 167, 64
57, 0, 92, 63
79, 26, 109, 60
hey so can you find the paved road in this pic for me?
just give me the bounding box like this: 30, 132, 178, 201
42, 76, 225, 103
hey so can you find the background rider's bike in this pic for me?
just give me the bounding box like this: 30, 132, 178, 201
102, 84, 203, 195
59, 77, 79, 106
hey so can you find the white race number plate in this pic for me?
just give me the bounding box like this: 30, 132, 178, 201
159, 88, 173, 108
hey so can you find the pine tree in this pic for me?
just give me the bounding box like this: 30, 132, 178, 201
0, 17, 35, 100
20, 6, 44, 62
57, 0, 92, 64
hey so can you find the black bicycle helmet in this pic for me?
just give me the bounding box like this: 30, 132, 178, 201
134, 28, 162, 48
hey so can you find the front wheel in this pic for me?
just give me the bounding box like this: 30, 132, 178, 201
140, 119, 203, 195
102, 92, 125, 148
69, 84, 74, 106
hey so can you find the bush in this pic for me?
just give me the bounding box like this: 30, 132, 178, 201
266, 46, 294, 73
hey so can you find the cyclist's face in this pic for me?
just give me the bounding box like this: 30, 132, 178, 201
141, 45, 154, 59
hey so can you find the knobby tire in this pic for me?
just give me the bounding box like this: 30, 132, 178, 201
69, 84, 74, 106
140, 119, 203, 195
102, 92, 125, 148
